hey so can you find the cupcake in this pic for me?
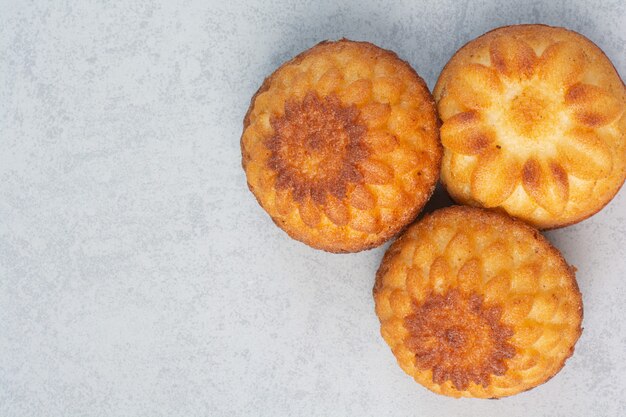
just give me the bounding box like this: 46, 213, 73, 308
373, 206, 583, 398
242, 39, 441, 252
434, 24, 625, 229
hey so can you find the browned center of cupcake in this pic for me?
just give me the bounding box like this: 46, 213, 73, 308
266, 91, 369, 204
507, 86, 556, 139
404, 290, 515, 390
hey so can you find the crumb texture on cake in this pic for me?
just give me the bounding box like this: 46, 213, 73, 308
404, 289, 515, 391
242, 39, 441, 252
267, 92, 368, 207
434, 25, 626, 229
373, 206, 583, 398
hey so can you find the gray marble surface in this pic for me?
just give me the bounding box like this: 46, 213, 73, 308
1, 0, 625, 416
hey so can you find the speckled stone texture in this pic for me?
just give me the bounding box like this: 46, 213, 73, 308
0, 1, 624, 416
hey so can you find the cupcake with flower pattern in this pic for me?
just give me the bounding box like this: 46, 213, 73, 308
434, 24, 625, 229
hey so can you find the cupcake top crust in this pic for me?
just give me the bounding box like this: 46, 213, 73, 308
434, 24, 626, 229
374, 206, 583, 398
242, 39, 441, 252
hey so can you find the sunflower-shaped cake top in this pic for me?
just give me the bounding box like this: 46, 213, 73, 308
404, 289, 516, 391
374, 206, 583, 398
434, 25, 626, 229
242, 40, 441, 252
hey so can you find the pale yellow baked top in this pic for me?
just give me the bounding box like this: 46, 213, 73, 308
434, 24, 626, 229
374, 206, 583, 398
242, 40, 441, 252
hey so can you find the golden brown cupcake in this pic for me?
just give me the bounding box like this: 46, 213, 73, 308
242, 39, 441, 252
373, 206, 583, 398
434, 24, 626, 229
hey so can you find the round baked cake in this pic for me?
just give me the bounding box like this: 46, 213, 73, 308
373, 206, 583, 398
434, 24, 626, 229
242, 39, 441, 252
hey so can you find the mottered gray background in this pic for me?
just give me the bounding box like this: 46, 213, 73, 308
1, 0, 625, 416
